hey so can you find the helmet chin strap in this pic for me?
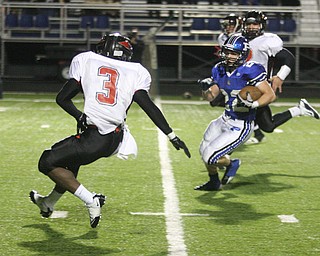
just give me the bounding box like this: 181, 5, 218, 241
226, 65, 237, 73
223, 60, 238, 73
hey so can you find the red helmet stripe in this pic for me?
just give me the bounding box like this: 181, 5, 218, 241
119, 41, 131, 50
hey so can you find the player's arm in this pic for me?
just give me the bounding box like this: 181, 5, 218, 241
133, 89, 172, 134
202, 84, 220, 102
56, 78, 83, 120
271, 48, 295, 93
237, 81, 276, 109
197, 77, 220, 101
133, 89, 191, 158
256, 81, 277, 107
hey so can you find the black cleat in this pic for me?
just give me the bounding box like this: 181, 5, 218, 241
194, 180, 222, 191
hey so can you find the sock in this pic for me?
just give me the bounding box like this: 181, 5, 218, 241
209, 173, 219, 182
45, 189, 64, 207
254, 128, 264, 138
288, 106, 301, 117
74, 184, 94, 205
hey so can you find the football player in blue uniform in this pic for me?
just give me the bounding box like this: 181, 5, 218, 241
195, 35, 276, 191
210, 10, 319, 144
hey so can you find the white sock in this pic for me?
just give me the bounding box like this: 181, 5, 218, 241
45, 190, 64, 207
74, 184, 94, 205
288, 106, 301, 117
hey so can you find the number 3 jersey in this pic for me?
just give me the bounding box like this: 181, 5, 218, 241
69, 51, 151, 134
211, 61, 267, 121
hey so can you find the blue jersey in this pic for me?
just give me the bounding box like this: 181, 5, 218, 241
211, 61, 267, 121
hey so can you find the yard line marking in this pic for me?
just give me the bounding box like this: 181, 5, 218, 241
50, 211, 68, 219
277, 214, 299, 223
1, 98, 83, 103
155, 97, 188, 256
274, 128, 283, 133
142, 127, 181, 131
130, 212, 210, 217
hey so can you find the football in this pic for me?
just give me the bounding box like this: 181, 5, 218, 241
239, 86, 262, 101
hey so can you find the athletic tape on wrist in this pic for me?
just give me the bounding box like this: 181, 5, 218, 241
277, 65, 291, 81
252, 101, 259, 109
167, 131, 176, 140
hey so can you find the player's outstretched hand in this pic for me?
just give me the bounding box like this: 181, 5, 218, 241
77, 113, 88, 133
197, 77, 214, 91
170, 136, 191, 158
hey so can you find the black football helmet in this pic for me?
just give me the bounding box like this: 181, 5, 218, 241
242, 10, 267, 40
220, 35, 251, 67
220, 13, 242, 35
96, 33, 133, 61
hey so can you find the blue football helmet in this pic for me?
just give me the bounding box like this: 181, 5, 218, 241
220, 35, 251, 67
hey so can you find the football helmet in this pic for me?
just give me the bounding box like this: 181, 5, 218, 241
220, 13, 242, 35
220, 35, 250, 67
242, 10, 267, 40
96, 33, 133, 61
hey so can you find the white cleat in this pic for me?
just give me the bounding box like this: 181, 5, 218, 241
86, 193, 106, 228
245, 134, 265, 145
299, 99, 319, 119
29, 190, 53, 218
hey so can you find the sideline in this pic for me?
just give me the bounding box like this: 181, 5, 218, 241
158, 99, 320, 107
2, 96, 320, 107
155, 97, 188, 256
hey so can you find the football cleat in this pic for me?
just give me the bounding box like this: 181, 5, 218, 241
299, 99, 319, 119
29, 190, 53, 218
194, 179, 222, 191
245, 130, 265, 145
222, 159, 241, 185
86, 193, 106, 228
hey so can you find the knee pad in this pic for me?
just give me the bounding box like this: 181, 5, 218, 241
38, 150, 55, 175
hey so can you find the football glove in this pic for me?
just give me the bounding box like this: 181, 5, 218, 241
77, 113, 88, 133
197, 77, 214, 91
236, 92, 254, 108
170, 136, 191, 158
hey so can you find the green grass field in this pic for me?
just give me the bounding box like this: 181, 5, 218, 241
0, 93, 319, 256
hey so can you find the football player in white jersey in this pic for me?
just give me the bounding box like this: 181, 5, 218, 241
241, 10, 319, 143
29, 33, 191, 228
217, 13, 242, 47
195, 35, 276, 191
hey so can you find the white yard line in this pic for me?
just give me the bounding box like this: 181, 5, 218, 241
277, 214, 299, 223
130, 212, 210, 217
155, 97, 188, 256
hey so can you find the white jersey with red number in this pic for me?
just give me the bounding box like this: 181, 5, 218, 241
69, 51, 151, 135
247, 32, 283, 72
